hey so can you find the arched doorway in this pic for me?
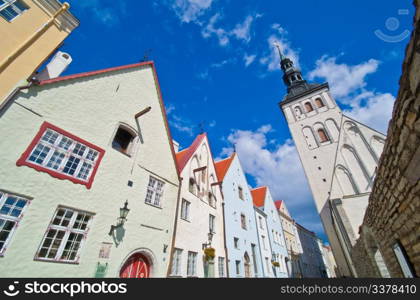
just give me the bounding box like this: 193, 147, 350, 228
119, 253, 151, 278
244, 253, 251, 278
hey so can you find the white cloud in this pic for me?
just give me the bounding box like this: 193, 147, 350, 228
244, 53, 257, 67
220, 125, 311, 208
260, 25, 300, 72
219, 125, 323, 236
308, 56, 380, 99
202, 13, 260, 46
172, 0, 213, 23
344, 92, 395, 134
202, 13, 230, 46
307, 55, 394, 133
166, 106, 195, 136
231, 15, 255, 43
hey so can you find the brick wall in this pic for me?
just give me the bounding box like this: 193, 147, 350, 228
352, 0, 420, 277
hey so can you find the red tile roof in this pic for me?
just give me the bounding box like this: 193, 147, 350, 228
275, 200, 283, 210
175, 133, 206, 173
251, 186, 267, 208
214, 153, 236, 182
37, 61, 153, 86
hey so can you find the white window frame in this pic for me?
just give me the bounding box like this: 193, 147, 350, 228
238, 186, 244, 200
262, 235, 267, 250
0, 0, 28, 22
36, 206, 93, 263
235, 260, 241, 276
145, 176, 165, 207
209, 214, 215, 233
240, 213, 247, 230
218, 257, 225, 277
171, 248, 183, 276
234, 237, 240, 249
180, 199, 190, 221
26, 128, 100, 182
0, 191, 30, 256
187, 251, 197, 277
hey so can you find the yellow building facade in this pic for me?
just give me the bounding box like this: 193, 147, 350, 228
0, 0, 78, 105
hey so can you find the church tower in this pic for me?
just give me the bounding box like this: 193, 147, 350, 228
276, 43, 387, 277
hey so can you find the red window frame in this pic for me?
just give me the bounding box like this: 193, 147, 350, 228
16, 122, 105, 189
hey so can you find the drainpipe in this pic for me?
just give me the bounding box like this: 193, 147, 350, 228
0, 2, 70, 73
221, 199, 230, 277
0, 83, 32, 115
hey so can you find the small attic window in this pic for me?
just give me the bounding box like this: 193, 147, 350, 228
112, 126, 136, 156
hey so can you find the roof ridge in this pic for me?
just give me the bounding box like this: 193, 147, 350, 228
37, 61, 154, 86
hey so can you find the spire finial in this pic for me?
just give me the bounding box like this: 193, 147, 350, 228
273, 41, 285, 61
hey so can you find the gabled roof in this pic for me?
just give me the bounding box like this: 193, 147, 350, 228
251, 186, 267, 208
37, 61, 153, 86
275, 200, 283, 210
175, 133, 206, 173
214, 152, 236, 182
32, 61, 181, 182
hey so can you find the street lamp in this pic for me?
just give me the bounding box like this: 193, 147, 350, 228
109, 200, 130, 236
202, 232, 214, 249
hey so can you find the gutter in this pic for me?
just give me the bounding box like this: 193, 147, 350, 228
0, 83, 33, 115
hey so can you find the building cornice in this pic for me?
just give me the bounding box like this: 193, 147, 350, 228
35, 0, 80, 29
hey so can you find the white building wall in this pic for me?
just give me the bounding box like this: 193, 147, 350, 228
0, 64, 180, 277
254, 208, 273, 278
170, 137, 226, 278
281, 87, 386, 277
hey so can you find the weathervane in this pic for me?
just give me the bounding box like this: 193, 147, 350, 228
141, 49, 152, 62
273, 41, 285, 60
198, 121, 205, 134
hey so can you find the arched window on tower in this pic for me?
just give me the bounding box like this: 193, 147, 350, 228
315, 98, 325, 108
304, 102, 314, 113
318, 129, 329, 143
294, 106, 302, 117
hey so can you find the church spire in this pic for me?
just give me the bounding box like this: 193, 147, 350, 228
274, 41, 328, 103
273, 41, 306, 93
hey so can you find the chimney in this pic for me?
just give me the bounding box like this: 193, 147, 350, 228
173, 140, 180, 153
35, 51, 72, 81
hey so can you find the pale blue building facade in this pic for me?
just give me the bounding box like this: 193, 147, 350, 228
252, 187, 290, 278
215, 153, 264, 278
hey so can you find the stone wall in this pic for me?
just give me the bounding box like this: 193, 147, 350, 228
352, 0, 420, 278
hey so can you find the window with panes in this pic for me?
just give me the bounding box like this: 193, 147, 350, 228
187, 251, 197, 277
180, 199, 190, 221
145, 176, 165, 207
17, 122, 104, 189
36, 207, 93, 263
171, 248, 182, 276
0, 0, 28, 22
209, 214, 215, 233
218, 257, 225, 277
0, 191, 30, 255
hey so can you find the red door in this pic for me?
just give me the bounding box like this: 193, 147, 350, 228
119, 253, 151, 278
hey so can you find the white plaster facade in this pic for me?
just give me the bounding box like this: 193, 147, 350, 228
276, 200, 303, 277
169, 134, 227, 278
281, 85, 386, 277
252, 187, 289, 277
216, 153, 264, 278
0, 62, 180, 277
254, 207, 274, 277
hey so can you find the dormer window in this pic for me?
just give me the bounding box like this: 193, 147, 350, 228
112, 126, 136, 156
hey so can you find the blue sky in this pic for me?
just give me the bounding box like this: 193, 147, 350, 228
60, 0, 414, 242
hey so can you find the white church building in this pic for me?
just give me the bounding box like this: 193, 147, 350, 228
276, 45, 386, 277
